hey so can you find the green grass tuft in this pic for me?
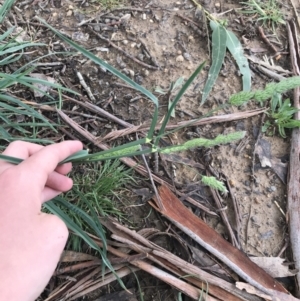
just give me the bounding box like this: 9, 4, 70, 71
61, 160, 134, 251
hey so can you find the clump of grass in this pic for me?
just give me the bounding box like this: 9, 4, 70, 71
241, 0, 285, 31
60, 160, 133, 251
262, 93, 300, 138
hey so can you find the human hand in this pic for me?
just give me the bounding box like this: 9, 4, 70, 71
0, 140, 83, 301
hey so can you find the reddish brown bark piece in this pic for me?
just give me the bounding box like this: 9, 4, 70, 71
151, 185, 287, 295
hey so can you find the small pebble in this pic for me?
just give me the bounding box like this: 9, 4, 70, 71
270, 186, 277, 192
183, 52, 191, 61
251, 216, 258, 223
260, 230, 274, 240
254, 197, 260, 204
142, 13, 147, 20
72, 32, 89, 42
188, 35, 194, 42
128, 69, 135, 77
176, 55, 184, 62
149, 19, 153, 23
131, 42, 136, 48
215, 2, 221, 8
94, 25, 100, 32
122, 39, 129, 45
143, 69, 149, 76
135, 75, 144, 84
137, 53, 144, 61
66, 10, 73, 16
177, 50, 182, 55
229, 179, 235, 187
105, 19, 111, 23
121, 14, 131, 23
52, 12, 57, 17
68, 5, 74, 9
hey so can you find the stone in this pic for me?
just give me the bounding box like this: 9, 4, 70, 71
176, 55, 184, 62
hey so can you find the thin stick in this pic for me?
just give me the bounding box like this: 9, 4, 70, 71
207, 169, 240, 248
257, 26, 280, 56
76, 71, 96, 102
139, 143, 164, 211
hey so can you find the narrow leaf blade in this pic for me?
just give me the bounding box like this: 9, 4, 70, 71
201, 22, 227, 105
226, 30, 251, 91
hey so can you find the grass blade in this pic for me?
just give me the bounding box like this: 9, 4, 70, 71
0, 0, 16, 23
0, 42, 45, 55
155, 62, 206, 145
0, 154, 23, 164
201, 22, 227, 105
225, 29, 251, 91
45, 198, 126, 288
0, 26, 14, 41
0, 94, 56, 131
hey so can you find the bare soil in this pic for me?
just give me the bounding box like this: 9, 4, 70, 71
10, 0, 298, 299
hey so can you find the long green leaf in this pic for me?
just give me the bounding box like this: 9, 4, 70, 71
201, 22, 227, 105
225, 30, 251, 91
0, 26, 14, 42
0, 43, 45, 55
155, 62, 206, 145
0, 52, 23, 66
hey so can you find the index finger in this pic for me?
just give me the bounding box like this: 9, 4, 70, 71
15, 140, 83, 189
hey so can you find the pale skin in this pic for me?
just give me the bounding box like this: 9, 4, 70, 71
0, 140, 83, 301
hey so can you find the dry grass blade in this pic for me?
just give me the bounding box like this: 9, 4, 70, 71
60, 251, 99, 262
54, 261, 101, 276
66, 266, 138, 301
100, 109, 265, 142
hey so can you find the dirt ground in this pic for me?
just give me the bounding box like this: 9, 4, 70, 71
9, 0, 299, 299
